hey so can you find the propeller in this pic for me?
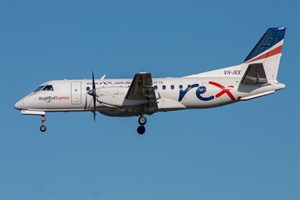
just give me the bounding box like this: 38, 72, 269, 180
87, 71, 97, 121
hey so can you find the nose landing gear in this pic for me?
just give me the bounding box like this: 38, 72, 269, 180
40, 115, 47, 132
138, 116, 147, 126
137, 115, 147, 135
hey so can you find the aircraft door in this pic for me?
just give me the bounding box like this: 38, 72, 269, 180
71, 82, 82, 105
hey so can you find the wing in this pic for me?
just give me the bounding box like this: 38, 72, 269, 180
125, 72, 158, 114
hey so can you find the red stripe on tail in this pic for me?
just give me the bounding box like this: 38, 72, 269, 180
246, 45, 283, 63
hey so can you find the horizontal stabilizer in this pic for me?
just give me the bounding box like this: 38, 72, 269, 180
241, 63, 268, 85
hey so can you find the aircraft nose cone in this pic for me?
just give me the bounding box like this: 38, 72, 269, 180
14, 99, 24, 110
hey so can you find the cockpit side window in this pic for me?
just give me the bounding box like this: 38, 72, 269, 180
42, 85, 54, 91
33, 85, 45, 92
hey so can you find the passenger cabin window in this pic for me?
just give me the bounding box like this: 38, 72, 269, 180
154, 85, 158, 90
162, 85, 166, 90
42, 85, 54, 91
171, 85, 174, 90
179, 85, 183, 90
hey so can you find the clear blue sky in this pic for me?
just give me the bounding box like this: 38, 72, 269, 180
1, 0, 299, 200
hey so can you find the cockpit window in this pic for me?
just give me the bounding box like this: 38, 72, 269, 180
42, 85, 54, 91
33, 85, 45, 92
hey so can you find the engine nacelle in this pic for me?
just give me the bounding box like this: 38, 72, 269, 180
96, 87, 148, 107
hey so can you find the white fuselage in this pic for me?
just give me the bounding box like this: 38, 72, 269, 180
15, 77, 284, 117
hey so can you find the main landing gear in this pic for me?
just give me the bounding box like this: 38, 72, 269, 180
137, 115, 147, 135
40, 115, 47, 132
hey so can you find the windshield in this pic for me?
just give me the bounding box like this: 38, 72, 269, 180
33, 85, 54, 92
42, 85, 54, 91
33, 85, 45, 92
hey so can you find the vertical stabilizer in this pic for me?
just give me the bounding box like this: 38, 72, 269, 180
244, 27, 286, 81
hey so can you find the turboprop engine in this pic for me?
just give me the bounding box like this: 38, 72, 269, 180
96, 87, 127, 106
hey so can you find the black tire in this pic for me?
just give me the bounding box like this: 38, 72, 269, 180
137, 126, 145, 135
138, 116, 147, 125
40, 125, 47, 132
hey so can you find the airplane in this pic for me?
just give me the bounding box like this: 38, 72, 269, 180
15, 27, 286, 134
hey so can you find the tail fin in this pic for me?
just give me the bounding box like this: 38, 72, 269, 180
244, 27, 286, 81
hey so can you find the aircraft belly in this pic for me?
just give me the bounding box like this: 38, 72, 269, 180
98, 107, 140, 117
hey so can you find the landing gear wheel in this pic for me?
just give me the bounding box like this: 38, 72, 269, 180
138, 116, 147, 125
40, 125, 47, 132
40, 115, 47, 132
137, 126, 145, 135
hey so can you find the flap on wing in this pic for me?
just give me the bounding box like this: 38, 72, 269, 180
241, 63, 268, 85
125, 72, 156, 101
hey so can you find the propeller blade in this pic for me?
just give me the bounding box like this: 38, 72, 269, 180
93, 93, 96, 122
92, 108, 96, 122
89, 71, 97, 122
92, 71, 95, 91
